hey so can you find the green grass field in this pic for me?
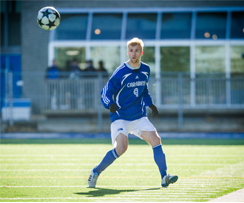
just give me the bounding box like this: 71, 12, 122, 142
1, 139, 244, 202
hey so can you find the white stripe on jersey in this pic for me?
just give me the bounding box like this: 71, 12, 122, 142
121, 73, 132, 86
101, 94, 109, 105
101, 86, 106, 104
141, 71, 149, 79
102, 65, 126, 106
116, 85, 126, 108
110, 65, 125, 79
104, 84, 109, 103
104, 85, 110, 105
102, 84, 110, 105
141, 98, 144, 112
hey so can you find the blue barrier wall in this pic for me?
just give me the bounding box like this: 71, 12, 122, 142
0, 54, 22, 109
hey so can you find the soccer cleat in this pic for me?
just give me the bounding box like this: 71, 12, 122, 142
88, 170, 99, 188
161, 174, 178, 187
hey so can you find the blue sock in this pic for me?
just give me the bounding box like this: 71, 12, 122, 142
93, 148, 119, 175
153, 144, 167, 179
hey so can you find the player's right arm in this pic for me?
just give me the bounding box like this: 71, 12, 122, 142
101, 75, 120, 110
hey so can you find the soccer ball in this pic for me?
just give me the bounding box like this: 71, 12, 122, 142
37, 6, 60, 30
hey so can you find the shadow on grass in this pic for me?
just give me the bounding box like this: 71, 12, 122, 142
1, 138, 244, 145
74, 187, 161, 197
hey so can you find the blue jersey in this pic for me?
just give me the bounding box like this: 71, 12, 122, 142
101, 62, 153, 123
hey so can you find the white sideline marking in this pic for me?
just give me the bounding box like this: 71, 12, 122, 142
0, 184, 226, 189
0, 169, 205, 172
0, 158, 106, 161
1, 154, 242, 157
0, 197, 211, 200
1, 154, 239, 159
0, 185, 220, 189
0, 154, 113, 157
1, 176, 243, 180
2, 176, 242, 179
0, 185, 224, 193
0, 186, 83, 187
0, 186, 226, 191
0, 163, 227, 165
0, 169, 156, 171
0, 169, 87, 171
0, 185, 218, 190
0, 186, 215, 195
0, 185, 232, 193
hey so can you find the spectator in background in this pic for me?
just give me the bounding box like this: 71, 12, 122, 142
46, 60, 61, 79
69, 58, 83, 79
97, 60, 109, 78
97, 60, 107, 72
85, 60, 97, 72
69, 58, 83, 108
45, 60, 61, 110
64, 60, 71, 78
83, 60, 96, 108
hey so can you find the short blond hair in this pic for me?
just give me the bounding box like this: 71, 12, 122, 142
127, 38, 144, 51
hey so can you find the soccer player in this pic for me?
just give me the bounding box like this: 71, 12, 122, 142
88, 37, 178, 188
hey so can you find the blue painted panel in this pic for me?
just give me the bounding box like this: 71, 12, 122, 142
0, 56, 6, 108
9, 55, 22, 98
3, 99, 31, 107
0, 54, 22, 109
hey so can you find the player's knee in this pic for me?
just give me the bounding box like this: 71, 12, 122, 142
116, 143, 128, 156
152, 135, 161, 146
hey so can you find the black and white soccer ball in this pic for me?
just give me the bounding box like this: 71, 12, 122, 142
37, 6, 60, 30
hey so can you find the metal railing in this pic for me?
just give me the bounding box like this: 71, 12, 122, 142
1, 71, 244, 129
2, 71, 244, 111
41, 73, 244, 111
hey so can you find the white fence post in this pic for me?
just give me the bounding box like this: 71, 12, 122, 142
97, 73, 103, 132
178, 73, 183, 130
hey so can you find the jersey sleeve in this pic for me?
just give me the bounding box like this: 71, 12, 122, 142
143, 81, 153, 107
101, 75, 120, 109
142, 70, 153, 107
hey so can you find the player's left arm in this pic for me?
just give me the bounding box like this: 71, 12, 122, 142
142, 81, 153, 107
142, 73, 159, 117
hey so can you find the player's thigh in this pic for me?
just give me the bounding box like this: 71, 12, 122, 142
130, 117, 156, 140
141, 131, 161, 147
111, 119, 128, 148
115, 133, 128, 156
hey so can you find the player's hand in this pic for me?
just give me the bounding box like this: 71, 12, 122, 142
149, 104, 158, 117
109, 103, 118, 113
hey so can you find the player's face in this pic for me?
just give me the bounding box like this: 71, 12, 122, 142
127, 45, 143, 64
